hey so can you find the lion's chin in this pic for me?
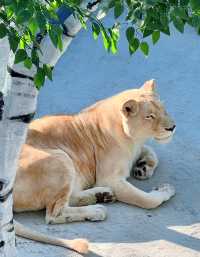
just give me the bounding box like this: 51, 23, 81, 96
154, 135, 173, 144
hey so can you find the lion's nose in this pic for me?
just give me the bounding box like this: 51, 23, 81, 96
165, 125, 176, 132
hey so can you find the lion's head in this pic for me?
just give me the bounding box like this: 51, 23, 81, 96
117, 80, 176, 144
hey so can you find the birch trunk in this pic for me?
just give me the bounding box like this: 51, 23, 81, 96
0, 2, 100, 256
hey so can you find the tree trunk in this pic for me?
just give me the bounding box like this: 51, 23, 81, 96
0, 51, 38, 257
0, 2, 100, 256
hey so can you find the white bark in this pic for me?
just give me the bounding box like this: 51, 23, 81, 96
0, 56, 37, 257
0, 2, 101, 256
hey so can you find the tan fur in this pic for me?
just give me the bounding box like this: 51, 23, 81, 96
13, 80, 176, 253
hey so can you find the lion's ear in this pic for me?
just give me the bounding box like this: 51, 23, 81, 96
122, 99, 139, 117
141, 79, 156, 92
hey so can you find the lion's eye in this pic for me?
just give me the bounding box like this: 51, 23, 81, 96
145, 114, 156, 120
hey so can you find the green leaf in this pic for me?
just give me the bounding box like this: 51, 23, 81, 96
0, 23, 7, 38
126, 9, 134, 20
43, 64, 52, 81
14, 49, 27, 64
56, 28, 63, 51
114, 1, 124, 19
140, 42, 149, 56
49, 25, 63, 50
108, 25, 120, 54
79, 16, 87, 29
36, 11, 46, 31
111, 24, 120, 41
17, 0, 30, 9
6, 7, 14, 19
29, 18, 38, 36
196, 25, 200, 34
19, 39, 25, 49
24, 58, 32, 69
111, 38, 118, 54
129, 38, 139, 55
160, 26, 170, 36
152, 31, 160, 45
8, 33, 19, 53
101, 30, 111, 51
160, 13, 168, 27
16, 10, 32, 24
180, 0, 189, 4
34, 68, 45, 89
0, 11, 8, 23
188, 15, 200, 28
145, 0, 157, 4
31, 49, 39, 67
190, 0, 200, 11
143, 28, 153, 38
24, 33, 32, 44
126, 0, 132, 7
108, 0, 115, 8
173, 7, 188, 20
92, 23, 100, 40
57, 34, 63, 51
49, 28, 58, 48
172, 16, 184, 33
4, 0, 14, 5
126, 27, 135, 43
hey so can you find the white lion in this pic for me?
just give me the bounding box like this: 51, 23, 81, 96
14, 80, 176, 253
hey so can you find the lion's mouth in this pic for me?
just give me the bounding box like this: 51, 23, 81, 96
155, 134, 173, 143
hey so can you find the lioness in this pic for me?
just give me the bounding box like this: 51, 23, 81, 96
14, 80, 176, 254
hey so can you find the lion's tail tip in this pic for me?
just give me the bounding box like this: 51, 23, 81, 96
67, 238, 89, 254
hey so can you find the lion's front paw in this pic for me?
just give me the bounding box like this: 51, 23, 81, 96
132, 158, 156, 180
95, 189, 116, 203
152, 184, 176, 201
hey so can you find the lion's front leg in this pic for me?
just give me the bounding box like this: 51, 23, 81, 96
108, 178, 175, 209
70, 187, 116, 206
131, 145, 158, 180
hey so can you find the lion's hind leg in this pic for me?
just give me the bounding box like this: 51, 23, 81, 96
45, 175, 108, 224
46, 200, 107, 225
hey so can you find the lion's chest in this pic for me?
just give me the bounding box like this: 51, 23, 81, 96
123, 143, 142, 178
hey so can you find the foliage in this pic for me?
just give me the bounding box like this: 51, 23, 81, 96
0, 0, 200, 88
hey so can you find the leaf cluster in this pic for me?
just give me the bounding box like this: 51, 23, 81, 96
95, 0, 200, 57
0, 0, 83, 88
0, 0, 200, 88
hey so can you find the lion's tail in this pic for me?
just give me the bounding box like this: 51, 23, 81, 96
14, 220, 89, 254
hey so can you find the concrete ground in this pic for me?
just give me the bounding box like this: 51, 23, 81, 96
1, 16, 200, 257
